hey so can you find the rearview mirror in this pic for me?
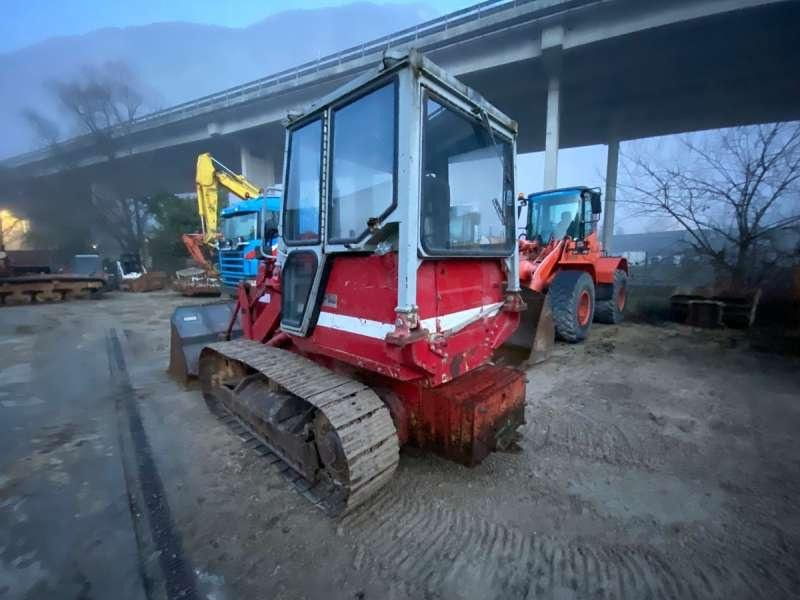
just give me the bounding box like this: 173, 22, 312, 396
590, 191, 602, 214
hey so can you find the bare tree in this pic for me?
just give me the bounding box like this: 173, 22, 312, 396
50, 61, 144, 160
21, 61, 152, 256
620, 122, 800, 287
88, 182, 150, 254
22, 110, 61, 149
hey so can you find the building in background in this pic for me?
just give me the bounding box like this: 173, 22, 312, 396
611, 231, 714, 287
612, 229, 800, 289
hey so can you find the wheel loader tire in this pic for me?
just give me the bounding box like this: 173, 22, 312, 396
550, 270, 595, 342
594, 269, 628, 324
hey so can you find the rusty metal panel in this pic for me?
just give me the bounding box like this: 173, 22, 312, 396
413, 365, 525, 466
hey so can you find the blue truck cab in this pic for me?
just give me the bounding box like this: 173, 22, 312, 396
218, 191, 281, 295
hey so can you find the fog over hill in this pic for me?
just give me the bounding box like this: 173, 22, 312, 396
0, 2, 437, 158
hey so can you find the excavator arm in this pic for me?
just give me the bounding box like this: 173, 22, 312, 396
195, 152, 262, 245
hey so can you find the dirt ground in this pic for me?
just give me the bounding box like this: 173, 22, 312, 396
2, 290, 800, 599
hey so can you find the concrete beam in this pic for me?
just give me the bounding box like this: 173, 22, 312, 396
540, 24, 564, 67
4, 0, 796, 182
562, 0, 789, 52
240, 146, 277, 191
543, 75, 561, 190
541, 25, 563, 190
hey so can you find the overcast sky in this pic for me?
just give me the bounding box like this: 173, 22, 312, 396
1, 0, 470, 53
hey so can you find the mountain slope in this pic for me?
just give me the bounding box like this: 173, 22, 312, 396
0, 2, 437, 158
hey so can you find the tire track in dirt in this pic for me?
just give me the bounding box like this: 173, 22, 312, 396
341, 490, 800, 600
685, 525, 800, 596
523, 404, 668, 469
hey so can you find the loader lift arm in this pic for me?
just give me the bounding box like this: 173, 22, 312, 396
195, 152, 262, 245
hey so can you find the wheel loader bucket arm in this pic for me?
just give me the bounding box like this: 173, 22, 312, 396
520, 239, 565, 293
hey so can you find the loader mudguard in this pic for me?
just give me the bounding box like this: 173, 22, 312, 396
595, 256, 628, 285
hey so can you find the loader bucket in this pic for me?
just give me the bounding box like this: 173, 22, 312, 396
504, 289, 555, 364
168, 301, 242, 383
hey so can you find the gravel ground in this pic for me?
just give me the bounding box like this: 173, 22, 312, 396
2, 290, 800, 599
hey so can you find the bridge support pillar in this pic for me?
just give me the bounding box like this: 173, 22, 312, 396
541, 25, 564, 190
240, 146, 277, 191
602, 138, 620, 253
543, 75, 561, 190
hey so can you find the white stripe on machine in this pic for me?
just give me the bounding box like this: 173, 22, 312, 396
315, 301, 505, 340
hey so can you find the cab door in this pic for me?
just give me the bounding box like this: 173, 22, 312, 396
579, 190, 602, 240
280, 115, 326, 334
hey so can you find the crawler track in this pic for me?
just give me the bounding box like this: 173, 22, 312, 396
198, 339, 399, 516
0, 275, 104, 304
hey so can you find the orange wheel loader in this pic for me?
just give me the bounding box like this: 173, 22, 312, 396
507, 187, 629, 363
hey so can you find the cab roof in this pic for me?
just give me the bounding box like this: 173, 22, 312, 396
221, 195, 281, 216
527, 186, 592, 201
285, 48, 517, 134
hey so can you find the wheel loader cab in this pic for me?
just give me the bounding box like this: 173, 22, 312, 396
525, 187, 601, 243
276, 50, 521, 342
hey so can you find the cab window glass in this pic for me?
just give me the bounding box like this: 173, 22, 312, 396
420, 95, 514, 255
329, 82, 397, 242
284, 119, 322, 243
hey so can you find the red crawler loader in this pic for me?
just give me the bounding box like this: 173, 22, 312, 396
171, 50, 529, 515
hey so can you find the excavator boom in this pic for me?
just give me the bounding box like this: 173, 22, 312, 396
176, 153, 265, 296
195, 152, 262, 245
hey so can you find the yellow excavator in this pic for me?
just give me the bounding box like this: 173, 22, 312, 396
194, 152, 262, 245
176, 153, 264, 295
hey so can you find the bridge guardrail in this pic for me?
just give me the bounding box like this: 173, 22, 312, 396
7, 0, 544, 165
133, 0, 529, 126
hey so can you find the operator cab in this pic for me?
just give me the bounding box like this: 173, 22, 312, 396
218, 192, 282, 291
276, 49, 520, 337
523, 186, 602, 243
220, 203, 259, 249
261, 185, 283, 245
219, 194, 281, 249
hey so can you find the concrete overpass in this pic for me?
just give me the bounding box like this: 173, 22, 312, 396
3, 0, 799, 245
